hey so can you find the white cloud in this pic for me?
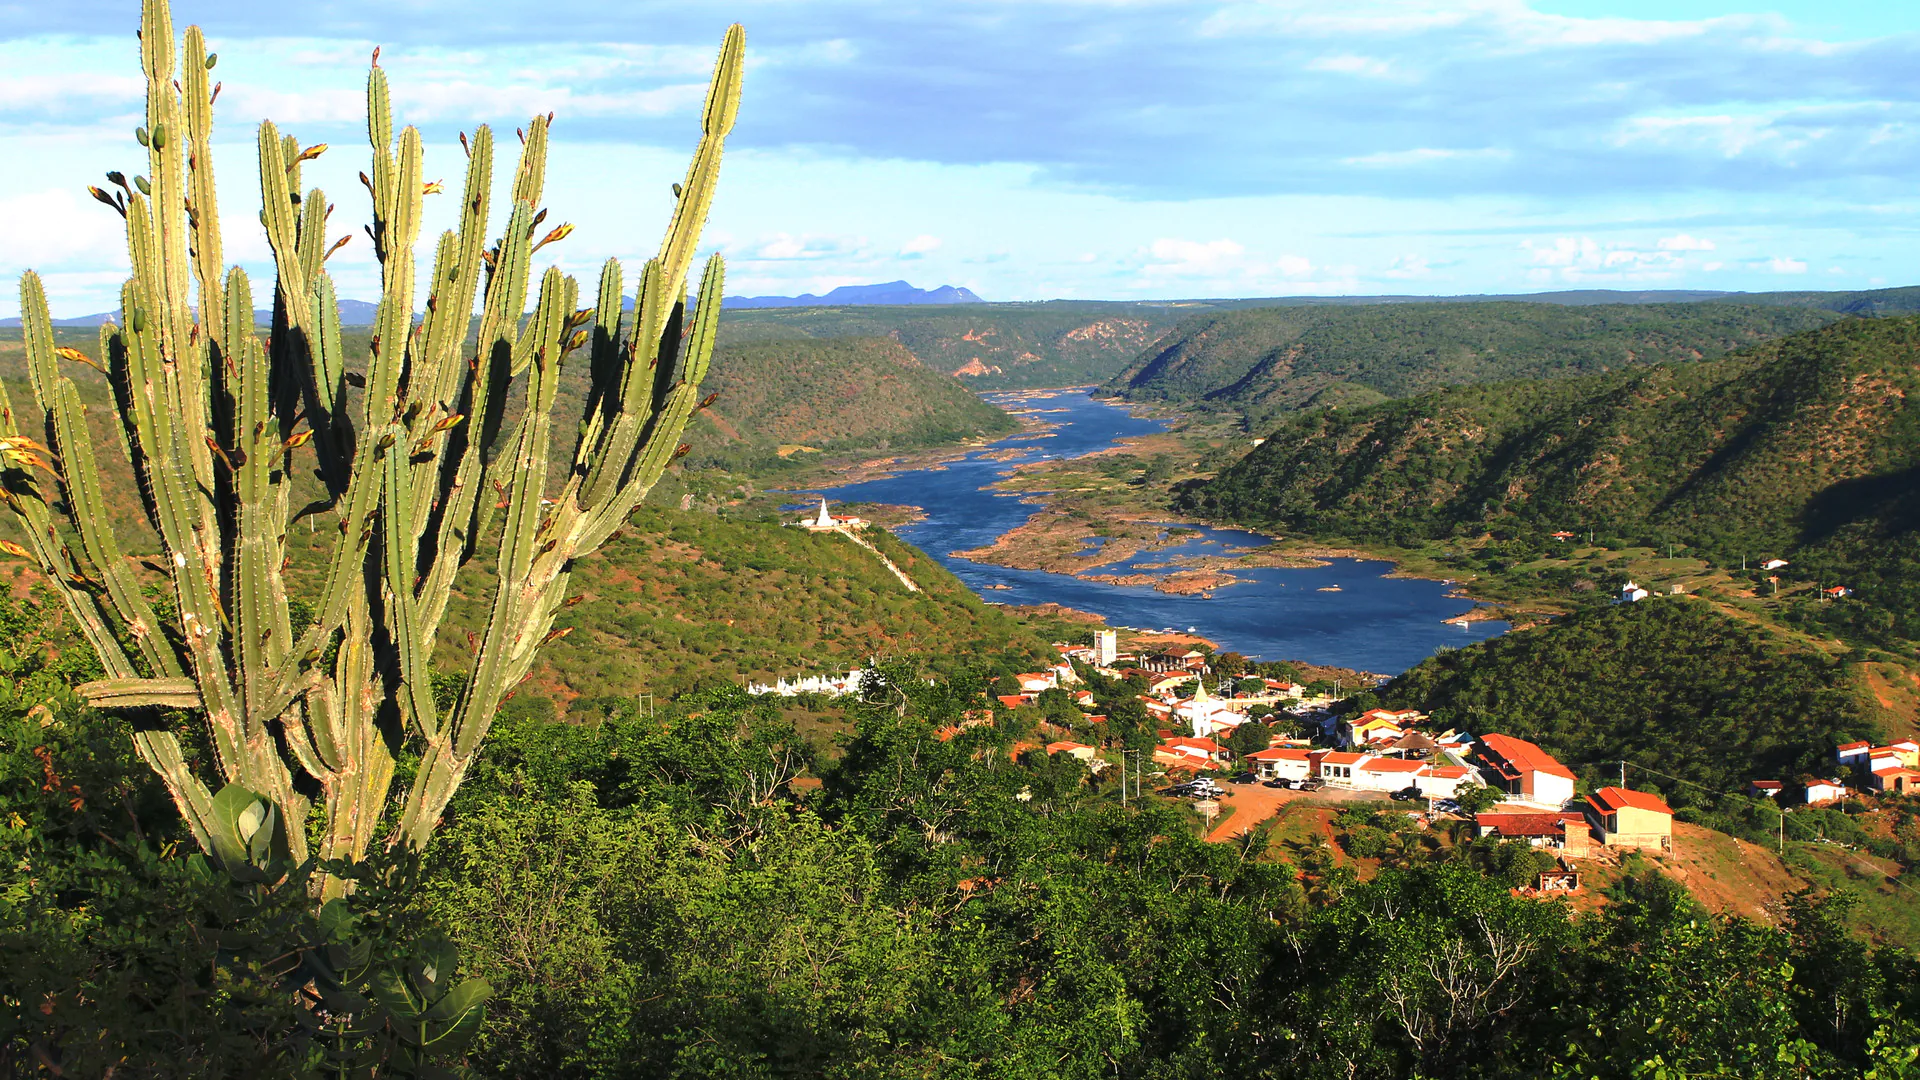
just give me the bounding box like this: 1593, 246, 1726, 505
1275, 254, 1314, 277
1305, 54, 1396, 79
1766, 256, 1809, 273
1657, 233, 1715, 251
1342, 146, 1510, 168
1382, 254, 1432, 279
1520, 234, 1700, 282
900, 233, 942, 256
1145, 237, 1245, 276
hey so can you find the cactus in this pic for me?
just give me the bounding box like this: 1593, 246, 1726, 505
0, 0, 744, 896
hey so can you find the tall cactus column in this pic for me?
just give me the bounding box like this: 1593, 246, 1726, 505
0, 0, 745, 897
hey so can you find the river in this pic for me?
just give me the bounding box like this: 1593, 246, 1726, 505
808, 389, 1507, 675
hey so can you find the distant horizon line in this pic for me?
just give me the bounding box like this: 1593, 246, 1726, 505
7, 281, 1916, 327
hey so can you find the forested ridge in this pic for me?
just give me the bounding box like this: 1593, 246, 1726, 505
1181, 315, 1920, 641
1377, 600, 1873, 798
685, 336, 1019, 471
1103, 300, 1842, 426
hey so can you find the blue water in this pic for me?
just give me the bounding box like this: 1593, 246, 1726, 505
803, 389, 1506, 674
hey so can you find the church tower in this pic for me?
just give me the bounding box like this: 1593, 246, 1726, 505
813, 498, 834, 529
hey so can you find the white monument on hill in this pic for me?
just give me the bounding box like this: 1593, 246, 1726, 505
796, 498, 866, 532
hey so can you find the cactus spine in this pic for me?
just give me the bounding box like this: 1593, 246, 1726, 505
0, 0, 744, 896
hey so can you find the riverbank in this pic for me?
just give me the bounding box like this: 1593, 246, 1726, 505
807, 389, 1509, 673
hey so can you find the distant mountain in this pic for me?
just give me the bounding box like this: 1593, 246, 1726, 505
721, 281, 984, 309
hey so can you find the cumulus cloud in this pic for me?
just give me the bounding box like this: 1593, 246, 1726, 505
1765, 256, 1809, 273
1145, 238, 1246, 277
899, 234, 941, 257
1520, 234, 1721, 282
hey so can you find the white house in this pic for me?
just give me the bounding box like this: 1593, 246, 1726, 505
1014, 672, 1058, 693
1836, 741, 1871, 768
1415, 764, 1478, 799
1804, 779, 1847, 805
1246, 747, 1314, 784
1762, 558, 1790, 571
1617, 581, 1650, 603
1478, 733, 1578, 808
1354, 757, 1428, 793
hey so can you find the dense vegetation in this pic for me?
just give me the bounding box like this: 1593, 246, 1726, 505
1104, 300, 1842, 427
1376, 600, 1873, 799
684, 336, 1018, 472
479, 505, 1062, 706
8, 607, 1920, 1078
717, 301, 1194, 389
1182, 316, 1920, 639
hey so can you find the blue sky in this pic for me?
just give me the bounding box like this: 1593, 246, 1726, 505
2, 0, 1917, 315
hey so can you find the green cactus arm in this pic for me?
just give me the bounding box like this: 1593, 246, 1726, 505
651, 24, 743, 325
131, 729, 219, 853
180, 24, 224, 349
297, 186, 328, 284
367, 127, 423, 426
258, 124, 315, 366
570, 258, 626, 475
227, 268, 293, 716
75, 677, 205, 709
17, 272, 181, 678
0, 361, 140, 680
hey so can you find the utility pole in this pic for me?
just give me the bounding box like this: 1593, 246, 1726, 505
1619, 760, 1627, 787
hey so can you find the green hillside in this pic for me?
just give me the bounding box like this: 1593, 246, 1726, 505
442, 505, 1059, 709
1104, 301, 1842, 426
1182, 315, 1920, 639
718, 301, 1193, 389
685, 336, 1017, 471
1377, 600, 1872, 799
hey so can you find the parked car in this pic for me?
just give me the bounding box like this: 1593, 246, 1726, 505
1389, 786, 1423, 802
1190, 781, 1223, 798
1229, 772, 1258, 785
1262, 777, 1294, 790
1434, 798, 1461, 814
1160, 783, 1194, 797
1297, 779, 1325, 792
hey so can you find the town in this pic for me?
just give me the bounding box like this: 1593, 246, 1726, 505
751, 627, 1913, 898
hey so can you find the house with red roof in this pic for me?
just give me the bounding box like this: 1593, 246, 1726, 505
1836, 741, 1872, 768
1748, 780, 1783, 799
1415, 764, 1477, 800
1585, 786, 1674, 850
1046, 741, 1097, 762
1154, 736, 1228, 771
1014, 672, 1058, 693
1477, 733, 1578, 808
1354, 756, 1428, 793
1246, 747, 1314, 784
1804, 779, 1847, 805
1473, 811, 1592, 856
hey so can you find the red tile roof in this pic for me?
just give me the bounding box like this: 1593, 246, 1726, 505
1475, 813, 1567, 838
1837, 741, 1870, 752
1362, 758, 1427, 774
1479, 733, 1577, 781
1321, 751, 1368, 765
1247, 747, 1312, 761
1588, 786, 1673, 816
1046, 741, 1092, 754
996, 695, 1028, 709
1427, 765, 1470, 778
1165, 736, 1226, 754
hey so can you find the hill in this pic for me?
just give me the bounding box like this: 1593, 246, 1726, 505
1376, 600, 1872, 798
684, 336, 1018, 472
717, 300, 1196, 390
471, 506, 1062, 709
722, 280, 984, 308
1103, 301, 1844, 426
1181, 315, 1920, 641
